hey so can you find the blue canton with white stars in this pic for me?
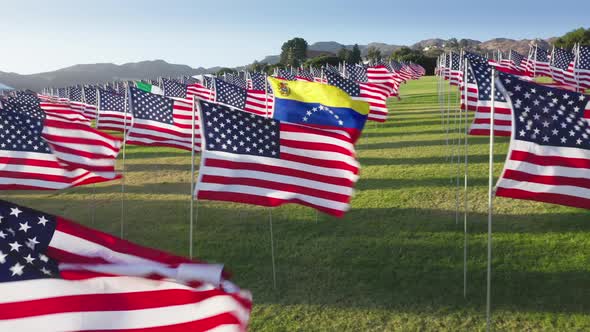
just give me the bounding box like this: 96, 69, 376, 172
276, 69, 296, 81
578, 46, 590, 70
450, 53, 461, 70
346, 64, 368, 82
162, 78, 187, 98
499, 72, 590, 148
469, 60, 507, 102
200, 101, 280, 158
510, 50, 525, 68
249, 72, 267, 91
215, 78, 247, 110
535, 48, 549, 62
325, 70, 361, 97
553, 48, 575, 71
83, 86, 97, 105
224, 74, 247, 90
296, 69, 314, 81
0, 99, 51, 154
98, 88, 126, 112
389, 60, 402, 72
0, 201, 60, 282
69, 87, 82, 102
129, 87, 174, 123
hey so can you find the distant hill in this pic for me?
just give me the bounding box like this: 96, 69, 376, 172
411, 37, 554, 55
3, 36, 561, 91
0, 60, 219, 92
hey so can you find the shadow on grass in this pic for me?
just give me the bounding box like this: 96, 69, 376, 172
3, 195, 589, 316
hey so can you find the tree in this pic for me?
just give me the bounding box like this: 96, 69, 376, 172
389, 47, 437, 75
280, 37, 309, 67
249, 60, 269, 73
337, 47, 351, 62
216, 67, 237, 75
303, 55, 340, 68
349, 44, 362, 64
366, 46, 382, 63
554, 27, 590, 49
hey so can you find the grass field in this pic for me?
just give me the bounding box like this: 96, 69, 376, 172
5, 76, 590, 331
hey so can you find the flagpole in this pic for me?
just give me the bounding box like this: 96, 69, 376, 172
121, 83, 130, 238
91, 87, 102, 225
486, 67, 496, 332
463, 58, 470, 298
189, 96, 197, 259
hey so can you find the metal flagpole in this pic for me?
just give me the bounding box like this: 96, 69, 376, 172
463, 59, 470, 298
189, 96, 198, 259
455, 51, 463, 226
121, 83, 130, 238
486, 68, 496, 332
264, 76, 277, 289
91, 87, 102, 225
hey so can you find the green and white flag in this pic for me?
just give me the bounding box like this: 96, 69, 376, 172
135, 81, 163, 95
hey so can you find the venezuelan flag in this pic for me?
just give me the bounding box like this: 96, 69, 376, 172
268, 77, 369, 142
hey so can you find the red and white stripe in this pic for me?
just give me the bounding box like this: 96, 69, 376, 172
196, 121, 360, 217
356, 83, 389, 122
468, 100, 513, 137
40, 102, 91, 126
244, 90, 274, 117
366, 65, 400, 97
0, 211, 251, 331
41, 118, 122, 176
188, 83, 216, 102
97, 108, 133, 133
126, 97, 201, 152
83, 103, 97, 120
460, 80, 478, 111
496, 139, 590, 209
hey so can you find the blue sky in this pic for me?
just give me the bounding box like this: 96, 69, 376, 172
2, 0, 588, 74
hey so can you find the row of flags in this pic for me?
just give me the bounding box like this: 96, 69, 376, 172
439, 48, 590, 211
439, 44, 590, 91
1, 63, 425, 216
0, 60, 424, 331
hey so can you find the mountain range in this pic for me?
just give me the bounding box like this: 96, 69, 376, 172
1, 37, 556, 91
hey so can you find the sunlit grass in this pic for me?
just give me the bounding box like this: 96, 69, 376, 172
5, 77, 590, 331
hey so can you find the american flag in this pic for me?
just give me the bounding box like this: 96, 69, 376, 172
344, 64, 368, 83
0, 200, 252, 331
295, 68, 314, 82
0, 98, 121, 190
365, 64, 399, 97
195, 101, 360, 217
224, 73, 248, 89
311, 67, 325, 83
97, 88, 132, 133
507, 50, 527, 73
186, 81, 215, 102
162, 78, 188, 98
574, 45, 590, 89
248, 72, 268, 91
325, 70, 389, 122
182, 75, 199, 85
214, 78, 273, 117
468, 59, 513, 136
81, 86, 98, 120
448, 52, 463, 86
275, 68, 296, 81
39, 101, 91, 127
551, 47, 577, 87
495, 72, 590, 209
525, 46, 552, 77
126, 87, 200, 152
460, 61, 479, 111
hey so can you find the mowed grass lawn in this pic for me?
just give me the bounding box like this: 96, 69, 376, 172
5, 76, 590, 331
